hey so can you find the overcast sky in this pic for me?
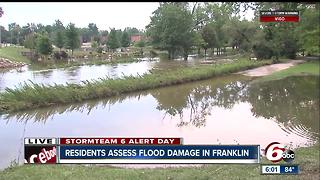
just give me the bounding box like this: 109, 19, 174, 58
0, 2, 254, 31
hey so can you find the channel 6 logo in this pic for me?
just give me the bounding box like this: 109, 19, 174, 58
265, 142, 295, 163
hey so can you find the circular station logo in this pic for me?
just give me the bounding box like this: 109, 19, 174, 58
265, 142, 295, 163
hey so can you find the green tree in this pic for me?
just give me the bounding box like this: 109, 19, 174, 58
52, 19, 64, 32
54, 30, 64, 51
124, 27, 141, 37
146, 3, 194, 60
121, 31, 130, 47
107, 28, 120, 51
64, 23, 80, 56
88, 23, 99, 41
135, 40, 145, 56
8, 23, 22, 45
297, 4, 320, 55
0, 26, 9, 44
24, 33, 38, 50
201, 23, 218, 56
91, 40, 98, 50
36, 34, 53, 59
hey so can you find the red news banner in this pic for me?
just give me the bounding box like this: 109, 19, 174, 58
260, 11, 299, 22
60, 138, 182, 145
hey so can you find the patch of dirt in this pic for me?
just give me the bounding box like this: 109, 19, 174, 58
237, 60, 305, 77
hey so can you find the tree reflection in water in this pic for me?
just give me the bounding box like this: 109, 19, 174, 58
151, 75, 250, 127
247, 76, 319, 140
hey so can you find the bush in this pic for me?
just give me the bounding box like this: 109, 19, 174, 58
271, 56, 280, 63
53, 52, 61, 60
150, 50, 158, 58
280, 38, 298, 59
96, 47, 103, 54
252, 42, 274, 60
52, 51, 68, 60
60, 51, 68, 59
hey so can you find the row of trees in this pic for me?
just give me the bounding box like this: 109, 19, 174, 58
146, 2, 320, 60
0, 18, 145, 56
23, 23, 80, 58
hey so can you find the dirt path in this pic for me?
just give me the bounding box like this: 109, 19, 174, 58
237, 60, 305, 77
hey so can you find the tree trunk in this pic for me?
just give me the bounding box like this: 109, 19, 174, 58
183, 48, 188, 61
184, 53, 188, 61
197, 48, 200, 57
168, 49, 175, 60
204, 48, 207, 60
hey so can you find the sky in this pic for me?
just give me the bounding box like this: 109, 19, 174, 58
0, 2, 254, 31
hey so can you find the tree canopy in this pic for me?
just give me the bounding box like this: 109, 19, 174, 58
64, 23, 80, 56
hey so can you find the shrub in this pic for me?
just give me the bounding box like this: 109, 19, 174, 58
97, 47, 103, 54
52, 51, 68, 60
252, 42, 273, 60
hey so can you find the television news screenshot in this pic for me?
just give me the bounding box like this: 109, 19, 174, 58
0, 2, 319, 180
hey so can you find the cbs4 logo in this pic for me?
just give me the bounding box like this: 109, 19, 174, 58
265, 142, 295, 163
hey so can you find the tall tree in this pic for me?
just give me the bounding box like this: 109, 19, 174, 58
36, 34, 53, 59
54, 30, 64, 51
146, 3, 194, 60
64, 23, 80, 56
107, 28, 120, 52
297, 3, 320, 55
88, 23, 99, 42
201, 23, 218, 56
8, 23, 22, 45
24, 33, 38, 50
121, 31, 130, 47
124, 27, 141, 37
52, 19, 64, 32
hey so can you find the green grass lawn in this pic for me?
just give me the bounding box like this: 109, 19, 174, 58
0, 46, 31, 63
0, 145, 318, 180
259, 61, 320, 82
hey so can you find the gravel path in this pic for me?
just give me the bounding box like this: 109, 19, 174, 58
237, 60, 305, 77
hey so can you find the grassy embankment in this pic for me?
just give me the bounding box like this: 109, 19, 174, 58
0, 145, 318, 180
0, 59, 272, 113
258, 61, 320, 82
0, 46, 31, 63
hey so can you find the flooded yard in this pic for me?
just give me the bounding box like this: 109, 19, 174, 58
0, 58, 203, 92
